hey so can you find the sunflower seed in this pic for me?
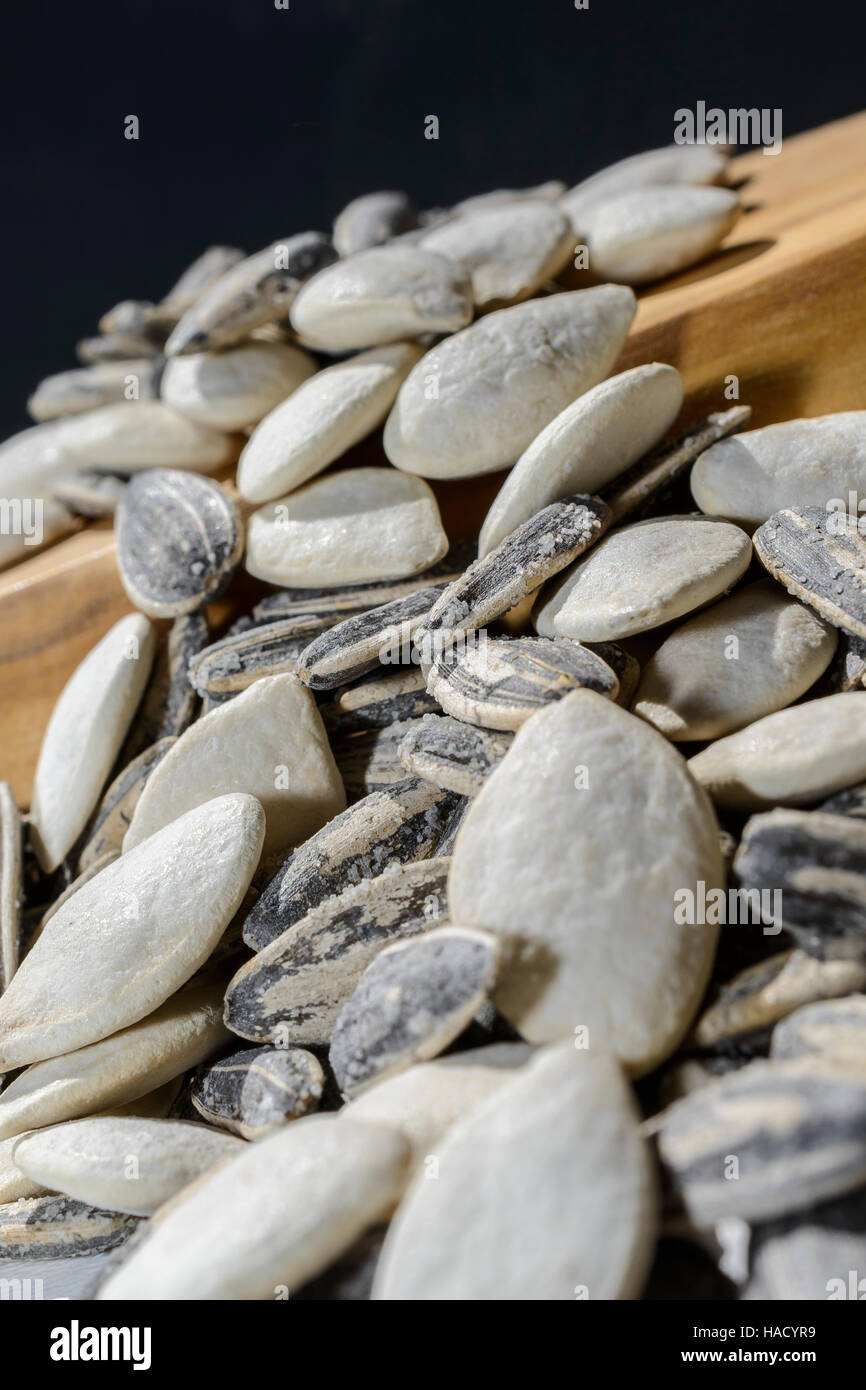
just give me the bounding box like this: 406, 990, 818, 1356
156, 245, 246, 321
560, 143, 728, 227
0, 784, 21, 994
575, 185, 740, 285
226, 858, 450, 1047
320, 669, 439, 735
165, 232, 337, 356
333, 190, 418, 256
160, 339, 317, 433
0, 796, 263, 1072
344, 1040, 531, 1169
534, 515, 752, 643
633, 582, 837, 742
383, 286, 635, 479
237, 343, 423, 504
12, 1117, 243, 1218
754, 506, 866, 639
98, 1115, 409, 1299
432, 794, 471, 854
770, 995, 866, 1070
78, 737, 176, 873
590, 641, 641, 706
289, 246, 473, 352
0, 1194, 140, 1259
733, 809, 866, 950
124, 675, 344, 861
815, 630, 866, 695
420, 201, 574, 309
688, 693, 866, 810
820, 783, 866, 818
479, 365, 683, 555
116, 612, 208, 766
689, 950, 866, 1050
297, 584, 445, 691
373, 1043, 657, 1301
398, 714, 513, 795
449, 691, 723, 1068
244, 778, 458, 950
691, 412, 866, 531
28, 360, 160, 422
246, 467, 449, 589
656, 1059, 866, 1225
424, 495, 611, 646
116, 470, 243, 619
330, 927, 500, 1098
0, 1135, 47, 1204
28, 613, 156, 872
190, 1045, 324, 1139
334, 719, 427, 801
97, 299, 164, 336
52, 400, 239, 474
51, 469, 127, 518
426, 635, 619, 731
188, 617, 330, 703
748, 1187, 866, 1301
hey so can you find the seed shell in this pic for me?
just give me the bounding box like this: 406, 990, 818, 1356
297, 584, 446, 691
334, 718, 430, 801
190, 1045, 325, 1139
754, 505, 866, 640
320, 669, 439, 735
244, 777, 458, 950
115, 612, 208, 766
189, 616, 332, 703
398, 714, 513, 795
0, 784, 22, 994
225, 858, 450, 1047
78, 736, 176, 873
770, 995, 866, 1069
0, 1195, 140, 1259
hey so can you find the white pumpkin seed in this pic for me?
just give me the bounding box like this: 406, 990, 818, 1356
52, 400, 239, 474
578, 185, 740, 283
117, 612, 208, 766
420, 200, 574, 308
560, 143, 728, 226
28, 360, 159, 422
0, 784, 21, 994
333, 190, 418, 256
161, 339, 316, 431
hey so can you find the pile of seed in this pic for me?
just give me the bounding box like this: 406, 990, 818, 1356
1, 144, 865, 1301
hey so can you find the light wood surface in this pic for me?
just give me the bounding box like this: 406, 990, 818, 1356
2, 111, 865, 807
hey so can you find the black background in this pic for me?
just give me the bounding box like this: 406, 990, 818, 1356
1, 0, 862, 440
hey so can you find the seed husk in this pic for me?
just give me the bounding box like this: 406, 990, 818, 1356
433, 794, 471, 854
297, 584, 446, 691
51, 469, 128, 518
244, 777, 458, 951
688, 692, 866, 811
575, 185, 740, 285
0, 1194, 140, 1259
0, 981, 230, 1141
689, 949, 866, 1050
28, 612, 156, 872
479, 364, 683, 555
426, 634, 620, 731
330, 926, 501, 1098
383, 286, 636, 479
116, 469, 243, 619
770, 995, 866, 1070
289, 245, 474, 352
0, 783, 22, 994
819, 782, 866, 818
28, 360, 160, 422
334, 718, 430, 801
320, 668, 439, 735
754, 505, 866, 640
115, 612, 208, 767
333, 190, 418, 256
419, 200, 574, 309
225, 858, 450, 1047
165, 232, 337, 356
161, 339, 317, 431
189, 616, 331, 703
423, 495, 611, 645
190, 1045, 324, 1139
398, 714, 513, 795
124, 675, 345, 861
655, 1058, 866, 1225
77, 737, 175, 873
733, 808, 866, 950
373, 1044, 658, 1301
246, 466, 449, 589
0, 796, 264, 1072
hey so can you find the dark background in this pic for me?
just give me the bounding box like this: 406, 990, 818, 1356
1, 0, 862, 440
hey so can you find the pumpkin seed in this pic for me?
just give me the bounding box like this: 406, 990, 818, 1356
333, 190, 418, 256
190, 1045, 324, 1139
575, 185, 740, 285
419, 200, 574, 309
0, 1135, 47, 1204
398, 714, 513, 795
561, 143, 728, 227
53, 400, 239, 474
161, 340, 317, 431
0, 784, 22, 994
28, 360, 159, 422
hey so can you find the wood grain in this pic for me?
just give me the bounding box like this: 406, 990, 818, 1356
2, 111, 866, 807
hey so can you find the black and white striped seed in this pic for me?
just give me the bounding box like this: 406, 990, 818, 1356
398, 714, 513, 795
320, 669, 439, 736
754, 506, 866, 640
0, 1194, 140, 1259
190, 1045, 325, 1140
78, 736, 176, 873
296, 585, 447, 691
188, 616, 332, 703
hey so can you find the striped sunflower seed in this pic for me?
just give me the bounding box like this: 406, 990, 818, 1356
398, 714, 513, 795
77, 736, 176, 873
0, 981, 230, 1141
329, 926, 500, 1098
0, 1194, 140, 1259
244, 777, 458, 951
333, 718, 428, 801
432, 794, 471, 855
188, 616, 332, 703
190, 1045, 324, 1139
0, 795, 264, 1072
320, 669, 439, 735
754, 505, 866, 640
51, 470, 128, 519
770, 995, 866, 1069
28, 612, 156, 872
115, 612, 208, 766
820, 782, 866, 818
297, 584, 446, 691
161, 340, 317, 432
420, 495, 611, 646
734, 808, 866, 950
116, 470, 243, 619
165, 232, 337, 356
655, 1059, 866, 1225
12, 1117, 243, 1217
333, 190, 418, 256
0, 783, 22, 994
426, 634, 619, 731
28, 360, 160, 422
225, 858, 450, 1047
97, 1116, 408, 1300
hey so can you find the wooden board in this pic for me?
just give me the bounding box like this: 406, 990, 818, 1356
2, 110, 866, 807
